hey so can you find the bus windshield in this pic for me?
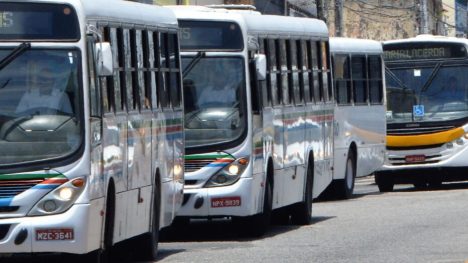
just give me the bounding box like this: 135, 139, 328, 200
0, 48, 82, 167
182, 56, 246, 148
386, 64, 468, 123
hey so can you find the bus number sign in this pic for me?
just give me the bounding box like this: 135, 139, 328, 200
0, 12, 13, 28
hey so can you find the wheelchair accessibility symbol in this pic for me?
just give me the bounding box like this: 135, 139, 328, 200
413, 105, 425, 117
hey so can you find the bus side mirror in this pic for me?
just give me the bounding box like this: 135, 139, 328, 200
254, 54, 267, 81
95, 42, 113, 77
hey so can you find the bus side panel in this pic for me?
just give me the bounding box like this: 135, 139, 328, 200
172, 110, 184, 219
334, 105, 386, 179
282, 105, 306, 206
307, 103, 333, 198
153, 110, 175, 228
355, 105, 386, 177
125, 114, 153, 238
272, 107, 284, 207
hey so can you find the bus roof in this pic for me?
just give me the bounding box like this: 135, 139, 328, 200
73, 0, 177, 29
330, 37, 383, 54
241, 13, 328, 39
168, 5, 245, 24
384, 35, 468, 46
169, 5, 328, 40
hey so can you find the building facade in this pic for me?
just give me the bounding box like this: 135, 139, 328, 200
148, 0, 463, 40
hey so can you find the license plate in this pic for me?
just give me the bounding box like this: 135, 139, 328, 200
36, 228, 74, 241
211, 197, 241, 208
405, 155, 426, 163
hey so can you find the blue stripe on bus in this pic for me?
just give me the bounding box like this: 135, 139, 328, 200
207, 163, 229, 168
0, 197, 13, 206
31, 184, 60, 190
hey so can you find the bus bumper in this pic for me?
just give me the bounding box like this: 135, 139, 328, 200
377, 142, 468, 183
0, 203, 100, 255
177, 175, 263, 218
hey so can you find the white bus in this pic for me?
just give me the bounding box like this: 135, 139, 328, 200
0, 0, 183, 261
169, 6, 334, 236
376, 35, 468, 192
329, 37, 386, 198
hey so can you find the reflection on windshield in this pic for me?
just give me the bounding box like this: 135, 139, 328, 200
182, 56, 246, 148
386, 65, 468, 123
0, 49, 82, 167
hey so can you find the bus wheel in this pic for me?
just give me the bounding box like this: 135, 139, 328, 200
333, 150, 356, 199
84, 184, 116, 263
134, 180, 161, 261
238, 178, 272, 237
375, 172, 394, 192
291, 162, 313, 225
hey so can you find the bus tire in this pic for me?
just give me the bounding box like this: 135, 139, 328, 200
375, 172, 394, 192
84, 182, 116, 263
290, 160, 313, 225
134, 176, 161, 261
239, 178, 272, 237
334, 150, 356, 199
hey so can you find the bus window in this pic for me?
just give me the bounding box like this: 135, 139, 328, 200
142, 30, 153, 109
319, 41, 328, 102
351, 55, 367, 104
269, 39, 280, 106
129, 29, 139, 111
158, 32, 169, 109
279, 39, 289, 105
311, 41, 321, 102
260, 39, 270, 107
123, 28, 133, 111
112, 27, 123, 112
87, 36, 101, 118
298, 40, 311, 102
152, 32, 160, 110
334, 54, 351, 104
288, 40, 301, 105
135, 30, 145, 110
368, 55, 383, 104
101, 26, 114, 113
169, 33, 181, 108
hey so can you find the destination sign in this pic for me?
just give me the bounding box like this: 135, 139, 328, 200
383, 43, 467, 61
0, 3, 79, 41
179, 20, 243, 51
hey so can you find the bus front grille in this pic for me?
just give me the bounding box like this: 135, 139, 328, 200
0, 179, 44, 198
0, 224, 11, 240
0, 206, 19, 213
388, 154, 442, 165
387, 125, 455, 135
185, 159, 216, 172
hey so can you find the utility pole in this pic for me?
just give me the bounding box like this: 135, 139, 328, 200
335, 0, 344, 36
317, 0, 327, 23
419, 0, 429, 34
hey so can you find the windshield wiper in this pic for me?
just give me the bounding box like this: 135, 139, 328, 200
420, 62, 442, 93
385, 66, 412, 92
0, 42, 31, 71
183, 51, 205, 78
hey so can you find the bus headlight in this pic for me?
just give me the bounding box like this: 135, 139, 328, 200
205, 157, 249, 188
28, 177, 86, 216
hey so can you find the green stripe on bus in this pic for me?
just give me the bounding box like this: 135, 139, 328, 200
0, 173, 66, 181
185, 153, 233, 160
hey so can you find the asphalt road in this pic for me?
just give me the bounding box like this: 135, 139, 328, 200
3, 176, 468, 263
156, 176, 468, 263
